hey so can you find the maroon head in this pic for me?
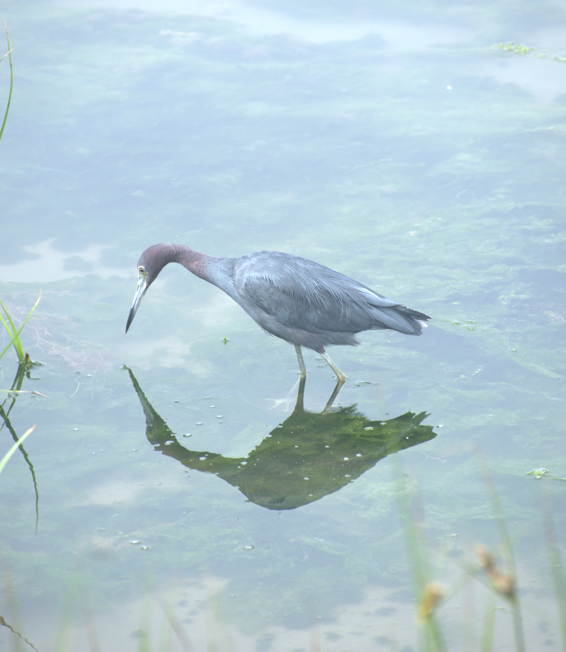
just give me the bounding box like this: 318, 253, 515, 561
125, 244, 177, 333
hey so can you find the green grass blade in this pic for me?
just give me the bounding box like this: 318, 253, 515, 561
480, 595, 496, 652
0, 305, 24, 361
542, 485, 566, 651
0, 20, 13, 144
0, 296, 26, 358
476, 447, 526, 652
0, 425, 35, 475
390, 459, 427, 594
52, 570, 81, 652
390, 457, 446, 651
137, 589, 153, 652
0, 291, 41, 362
153, 589, 195, 652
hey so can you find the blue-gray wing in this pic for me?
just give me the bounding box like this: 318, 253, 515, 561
233, 252, 428, 336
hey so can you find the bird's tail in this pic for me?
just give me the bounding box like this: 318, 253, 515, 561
368, 304, 431, 336
397, 306, 430, 335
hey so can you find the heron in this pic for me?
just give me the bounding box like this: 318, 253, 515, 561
125, 244, 430, 382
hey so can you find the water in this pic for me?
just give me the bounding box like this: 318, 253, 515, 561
1, 0, 566, 650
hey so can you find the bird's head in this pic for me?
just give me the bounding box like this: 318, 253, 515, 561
125, 244, 176, 333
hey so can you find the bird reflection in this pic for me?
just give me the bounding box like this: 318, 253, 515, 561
126, 368, 436, 510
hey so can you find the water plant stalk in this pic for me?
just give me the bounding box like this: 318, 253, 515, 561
476, 447, 526, 652
541, 485, 566, 651
0, 292, 41, 363
390, 456, 446, 651
0, 20, 13, 144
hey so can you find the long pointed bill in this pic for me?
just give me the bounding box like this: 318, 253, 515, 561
126, 275, 148, 333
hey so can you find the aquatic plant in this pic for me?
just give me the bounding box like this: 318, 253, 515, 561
493, 41, 566, 63
495, 42, 533, 55
0, 20, 13, 145
0, 23, 41, 365
0, 292, 41, 364
392, 456, 446, 651
0, 24, 42, 367
390, 448, 566, 652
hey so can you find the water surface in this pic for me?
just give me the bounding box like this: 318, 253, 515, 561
1, 0, 566, 650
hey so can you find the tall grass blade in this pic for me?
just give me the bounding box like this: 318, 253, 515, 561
0, 309, 24, 361
153, 590, 195, 652
0, 425, 35, 475
0, 20, 13, 144
479, 593, 496, 652
476, 447, 525, 652
80, 598, 102, 652
0, 291, 41, 363
542, 484, 566, 651
137, 588, 153, 652
390, 456, 446, 651
52, 573, 80, 652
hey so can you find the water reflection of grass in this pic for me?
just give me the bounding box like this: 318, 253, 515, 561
0, 425, 35, 476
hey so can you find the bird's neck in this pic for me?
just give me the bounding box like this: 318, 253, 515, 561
172, 245, 213, 281
167, 244, 236, 297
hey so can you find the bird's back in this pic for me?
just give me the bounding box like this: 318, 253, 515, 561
228, 251, 428, 353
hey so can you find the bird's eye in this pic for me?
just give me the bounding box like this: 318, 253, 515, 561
138, 265, 146, 276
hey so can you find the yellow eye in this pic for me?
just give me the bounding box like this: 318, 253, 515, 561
138, 266, 146, 275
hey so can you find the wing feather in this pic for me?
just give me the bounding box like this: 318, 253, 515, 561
233, 252, 427, 336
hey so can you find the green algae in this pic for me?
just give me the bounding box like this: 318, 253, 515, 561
494, 41, 566, 63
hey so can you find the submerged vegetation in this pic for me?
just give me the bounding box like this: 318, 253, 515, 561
494, 41, 566, 62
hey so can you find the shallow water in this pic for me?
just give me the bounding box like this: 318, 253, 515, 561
1, 1, 566, 650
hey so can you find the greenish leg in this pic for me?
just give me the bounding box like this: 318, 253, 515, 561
321, 351, 348, 383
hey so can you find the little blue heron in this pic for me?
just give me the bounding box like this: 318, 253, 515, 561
125, 244, 430, 381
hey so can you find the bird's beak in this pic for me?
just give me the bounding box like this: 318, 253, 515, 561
126, 274, 148, 333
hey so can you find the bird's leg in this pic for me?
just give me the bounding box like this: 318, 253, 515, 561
295, 345, 307, 378
269, 348, 306, 411
320, 352, 348, 383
